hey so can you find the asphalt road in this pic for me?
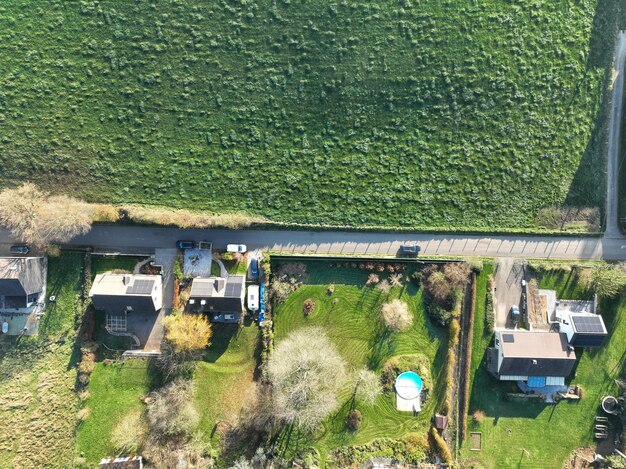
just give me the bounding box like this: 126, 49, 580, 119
3, 226, 626, 260
606, 31, 626, 238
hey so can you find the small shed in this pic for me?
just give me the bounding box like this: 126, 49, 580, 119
434, 413, 448, 432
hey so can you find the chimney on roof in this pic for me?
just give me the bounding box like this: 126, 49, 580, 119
531, 359, 538, 365
123, 275, 130, 285
214, 278, 225, 291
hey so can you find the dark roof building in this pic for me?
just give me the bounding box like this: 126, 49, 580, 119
488, 331, 576, 384
90, 274, 163, 314
188, 276, 245, 323
0, 257, 46, 310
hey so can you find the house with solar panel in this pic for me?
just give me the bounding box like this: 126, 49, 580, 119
488, 331, 577, 388
90, 274, 163, 344
188, 276, 246, 323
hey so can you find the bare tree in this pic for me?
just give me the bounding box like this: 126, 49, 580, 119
381, 299, 412, 332
354, 368, 382, 405
111, 409, 147, 453
147, 379, 199, 438
0, 183, 94, 246
268, 328, 347, 432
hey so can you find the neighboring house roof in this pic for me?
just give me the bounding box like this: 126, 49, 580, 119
189, 276, 245, 313
90, 274, 162, 314
496, 331, 576, 377
0, 257, 45, 297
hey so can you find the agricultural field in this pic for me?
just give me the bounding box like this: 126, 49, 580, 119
461, 266, 626, 468
0, 1, 621, 229
273, 260, 448, 465
0, 252, 83, 468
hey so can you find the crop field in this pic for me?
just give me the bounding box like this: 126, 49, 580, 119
0, 1, 620, 229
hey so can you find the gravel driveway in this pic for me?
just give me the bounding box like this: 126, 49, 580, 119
494, 258, 526, 328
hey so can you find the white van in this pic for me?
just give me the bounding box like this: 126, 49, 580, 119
247, 285, 259, 312
227, 244, 247, 253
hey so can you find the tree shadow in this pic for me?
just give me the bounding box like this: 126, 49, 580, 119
203, 323, 238, 363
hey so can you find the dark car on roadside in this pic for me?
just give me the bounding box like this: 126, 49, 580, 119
176, 240, 196, 249
250, 258, 259, 278
399, 244, 421, 256
10, 245, 29, 255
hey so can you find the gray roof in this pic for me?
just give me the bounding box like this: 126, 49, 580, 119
496, 331, 576, 377
0, 257, 45, 297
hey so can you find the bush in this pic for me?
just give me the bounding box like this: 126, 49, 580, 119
590, 266, 626, 298
377, 279, 390, 293
381, 299, 412, 331
485, 279, 495, 334
303, 298, 315, 316
429, 427, 453, 465
346, 409, 362, 431
427, 303, 453, 326
472, 409, 486, 423
147, 379, 199, 438
163, 312, 212, 353
327, 284, 335, 295
354, 368, 382, 405
366, 273, 380, 285
111, 409, 147, 454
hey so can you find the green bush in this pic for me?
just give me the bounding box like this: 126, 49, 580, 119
429, 427, 453, 465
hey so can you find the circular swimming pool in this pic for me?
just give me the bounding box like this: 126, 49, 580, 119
395, 371, 423, 400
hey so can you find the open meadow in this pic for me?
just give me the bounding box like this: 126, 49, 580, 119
0, 1, 621, 229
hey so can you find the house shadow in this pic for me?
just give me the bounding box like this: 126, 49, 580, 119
203, 323, 238, 363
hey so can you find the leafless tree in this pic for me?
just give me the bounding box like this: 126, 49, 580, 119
354, 368, 382, 405
267, 328, 347, 432
381, 299, 412, 332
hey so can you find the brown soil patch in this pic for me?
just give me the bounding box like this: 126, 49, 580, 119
562, 446, 595, 469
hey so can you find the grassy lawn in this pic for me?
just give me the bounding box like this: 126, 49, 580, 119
91, 256, 143, 277
460, 267, 626, 468
76, 360, 155, 465
0, 2, 621, 229
0, 252, 83, 468
273, 261, 447, 464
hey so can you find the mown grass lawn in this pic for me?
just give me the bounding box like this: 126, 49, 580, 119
91, 255, 144, 277
0, 2, 621, 229
76, 360, 155, 465
273, 262, 447, 464
460, 267, 626, 468
0, 252, 83, 468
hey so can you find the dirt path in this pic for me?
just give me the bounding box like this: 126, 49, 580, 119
606, 30, 626, 238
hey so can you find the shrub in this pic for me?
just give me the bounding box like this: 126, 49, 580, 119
472, 409, 486, 423
427, 303, 453, 326
303, 298, 315, 316
147, 379, 199, 438
389, 273, 403, 287
429, 427, 453, 465
381, 299, 412, 332
590, 266, 626, 298
366, 273, 380, 285
485, 278, 495, 334
377, 279, 390, 293
354, 368, 382, 405
111, 409, 147, 454
346, 409, 362, 431
327, 284, 335, 295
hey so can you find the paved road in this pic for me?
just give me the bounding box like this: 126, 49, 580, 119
606, 31, 626, 238
3, 226, 626, 260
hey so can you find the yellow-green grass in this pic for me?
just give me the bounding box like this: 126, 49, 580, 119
460, 270, 626, 468
91, 256, 144, 277
0, 252, 83, 468
76, 360, 153, 465
194, 323, 260, 441
273, 263, 447, 463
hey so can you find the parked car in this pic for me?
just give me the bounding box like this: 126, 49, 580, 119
176, 240, 196, 249
198, 241, 212, 251
399, 244, 420, 255
250, 258, 259, 278
10, 245, 29, 254
227, 244, 247, 253
510, 305, 521, 324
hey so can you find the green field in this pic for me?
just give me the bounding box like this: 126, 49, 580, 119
0, 2, 621, 229
461, 267, 626, 468
0, 253, 83, 468
273, 261, 447, 465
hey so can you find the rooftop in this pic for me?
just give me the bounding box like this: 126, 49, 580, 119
0, 257, 45, 297
90, 274, 159, 297
190, 276, 245, 299
498, 331, 574, 359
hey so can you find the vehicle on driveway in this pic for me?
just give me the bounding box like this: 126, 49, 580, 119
399, 244, 420, 255
227, 244, 247, 253
10, 245, 29, 255
510, 305, 520, 324
176, 240, 196, 249
247, 285, 259, 312
198, 241, 212, 250
250, 258, 259, 278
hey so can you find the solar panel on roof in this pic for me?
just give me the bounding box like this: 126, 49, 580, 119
502, 333, 515, 343
224, 277, 243, 297
572, 315, 605, 334
126, 279, 154, 295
